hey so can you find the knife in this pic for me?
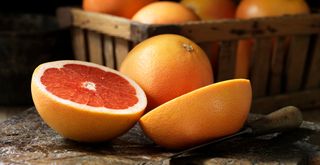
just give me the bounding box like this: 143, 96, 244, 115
170, 106, 303, 158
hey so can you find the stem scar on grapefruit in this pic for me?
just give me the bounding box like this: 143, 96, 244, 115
139, 79, 252, 149
120, 34, 213, 110
31, 60, 147, 142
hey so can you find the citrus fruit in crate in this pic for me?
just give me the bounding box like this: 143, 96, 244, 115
180, 0, 236, 20
83, 0, 157, 18
132, 1, 199, 24
235, 0, 310, 78
140, 79, 252, 149
236, 0, 310, 18
120, 34, 213, 110
31, 60, 147, 142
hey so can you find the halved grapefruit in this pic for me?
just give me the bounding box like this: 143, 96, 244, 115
139, 79, 252, 149
31, 60, 147, 142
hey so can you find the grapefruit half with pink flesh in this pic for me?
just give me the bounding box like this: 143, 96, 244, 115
31, 60, 147, 142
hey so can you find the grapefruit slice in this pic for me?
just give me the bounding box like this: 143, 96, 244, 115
31, 60, 147, 142
139, 79, 252, 149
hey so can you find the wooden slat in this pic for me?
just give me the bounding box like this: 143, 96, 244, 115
114, 38, 130, 70
177, 14, 320, 43
87, 31, 103, 65
252, 89, 320, 114
285, 35, 310, 92
306, 35, 320, 89
58, 8, 320, 43
68, 8, 131, 40
250, 38, 273, 98
71, 28, 87, 61
269, 37, 287, 95
216, 41, 237, 81
103, 35, 115, 69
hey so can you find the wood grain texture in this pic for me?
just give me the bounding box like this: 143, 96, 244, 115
306, 35, 320, 89
87, 31, 103, 65
252, 89, 320, 114
114, 38, 130, 70
178, 14, 320, 42
250, 38, 273, 98
285, 35, 310, 92
103, 35, 115, 69
68, 8, 131, 40
269, 37, 288, 95
58, 8, 320, 43
2, 108, 320, 164
71, 28, 87, 61
216, 41, 237, 82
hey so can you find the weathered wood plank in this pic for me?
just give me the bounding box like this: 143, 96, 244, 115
66, 8, 132, 40
306, 34, 320, 89
103, 35, 115, 69
87, 31, 103, 65
58, 8, 320, 43
285, 35, 310, 92
216, 41, 237, 82
269, 37, 287, 95
252, 89, 320, 114
115, 38, 130, 70
177, 14, 320, 42
71, 28, 87, 61
1, 108, 320, 164
250, 38, 273, 98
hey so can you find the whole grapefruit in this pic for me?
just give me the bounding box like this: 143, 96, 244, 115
83, 0, 157, 18
120, 34, 213, 110
132, 1, 200, 24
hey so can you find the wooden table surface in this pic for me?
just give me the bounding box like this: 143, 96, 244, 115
0, 107, 320, 164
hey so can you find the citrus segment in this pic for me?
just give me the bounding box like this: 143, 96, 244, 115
139, 79, 252, 149
31, 60, 147, 142
120, 34, 213, 110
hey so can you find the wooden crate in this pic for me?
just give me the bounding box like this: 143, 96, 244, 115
57, 7, 320, 113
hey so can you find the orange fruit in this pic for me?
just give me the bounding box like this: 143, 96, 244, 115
140, 79, 252, 149
132, 1, 200, 24
235, 0, 310, 78
83, 0, 157, 18
180, 0, 236, 20
236, 0, 310, 19
31, 60, 147, 142
120, 34, 213, 110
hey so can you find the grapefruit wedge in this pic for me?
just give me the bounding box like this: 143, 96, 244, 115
31, 60, 147, 142
139, 79, 252, 149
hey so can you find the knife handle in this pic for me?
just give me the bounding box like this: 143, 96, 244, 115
248, 106, 303, 136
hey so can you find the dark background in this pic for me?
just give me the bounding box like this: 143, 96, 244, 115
0, 0, 82, 15
0, 0, 319, 15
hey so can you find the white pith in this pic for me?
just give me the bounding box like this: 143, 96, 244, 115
32, 60, 147, 114
82, 81, 96, 91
